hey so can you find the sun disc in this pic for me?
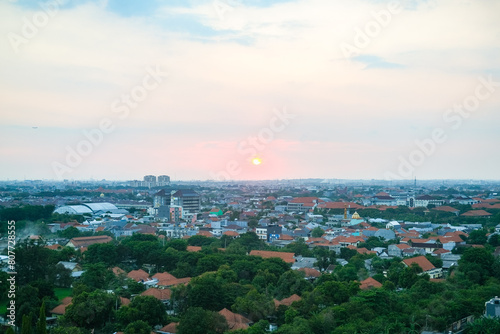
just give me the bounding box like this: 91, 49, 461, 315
252, 158, 262, 165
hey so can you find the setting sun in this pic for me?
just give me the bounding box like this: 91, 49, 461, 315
252, 158, 262, 165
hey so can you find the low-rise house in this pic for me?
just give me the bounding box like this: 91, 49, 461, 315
249, 250, 295, 264
402, 256, 442, 279
359, 277, 382, 290
274, 294, 301, 308
66, 235, 113, 249
219, 308, 252, 331
157, 323, 178, 334
141, 288, 172, 304
50, 297, 72, 316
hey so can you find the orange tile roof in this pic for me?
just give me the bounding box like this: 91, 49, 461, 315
141, 288, 172, 300
433, 206, 460, 213
274, 294, 301, 308
68, 235, 112, 248
153, 272, 176, 282
120, 297, 131, 306
289, 197, 322, 204
218, 308, 251, 330
317, 202, 363, 210
159, 322, 178, 333
223, 231, 239, 237
360, 277, 382, 290
298, 268, 321, 278
280, 234, 294, 241
46, 244, 62, 250
402, 256, 435, 272
157, 277, 191, 287
461, 210, 492, 217
197, 231, 213, 237
112, 267, 126, 276
50, 297, 72, 315
249, 250, 295, 264
127, 269, 149, 282
187, 246, 202, 252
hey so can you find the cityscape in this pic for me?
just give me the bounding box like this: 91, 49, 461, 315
0, 176, 500, 333
1, 0, 500, 333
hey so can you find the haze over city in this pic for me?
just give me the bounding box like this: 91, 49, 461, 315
1, 0, 499, 181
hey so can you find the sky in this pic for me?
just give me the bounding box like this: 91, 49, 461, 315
0, 0, 499, 182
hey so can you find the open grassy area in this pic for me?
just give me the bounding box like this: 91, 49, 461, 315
54, 287, 72, 301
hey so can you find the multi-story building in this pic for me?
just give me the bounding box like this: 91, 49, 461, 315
157, 175, 171, 186
171, 189, 200, 214
154, 189, 171, 208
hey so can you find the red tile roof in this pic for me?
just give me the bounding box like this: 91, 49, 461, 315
289, 197, 322, 204
298, 268, 321, 278
317, 202, 363, 210
360, 277, 382, 290
120, 296, 131, 306
187, 246, 202, 252
67, 235, 112, 248
159, 322, 178, 333
249, 250, 295, 264
433, 206, 460, 213
157, 277, 191, 287
461, 210, 492, 217
274, 294, 301, 307
218, 308, 251, 330
112, 267, 126, 276
402, 256, 435, 272
127, 269, 149, 282
141, 288, 172, 301
50, 297, 72, 315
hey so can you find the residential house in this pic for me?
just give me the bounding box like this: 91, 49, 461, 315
359, 277, 382, 290
219, 308, 252, 331
66, 235, 113, 249
402, 256, 442, 279
249, 250, 295, 264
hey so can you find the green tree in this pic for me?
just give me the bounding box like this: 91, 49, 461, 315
64, 290, 115, 329
274, 270, 311, 299
177, 307, 228, 334
21, 313, 33, 334
311, 227, 325, 238
458, 247, 495, 284
36, 301, 47, 334
124, 320, 152, 334
232, 289, 275, 322
467, 229, 488, 245
80, 262, 114, 289
464, 316, 500, 333
85, 243, 118, 266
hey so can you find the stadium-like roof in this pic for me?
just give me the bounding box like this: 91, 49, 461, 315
54, 202, 118, 215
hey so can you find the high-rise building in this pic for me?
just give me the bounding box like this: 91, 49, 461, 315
157, 175, 171, 186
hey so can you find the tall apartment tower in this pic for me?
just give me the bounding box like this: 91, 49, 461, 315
157, 175, 171, 186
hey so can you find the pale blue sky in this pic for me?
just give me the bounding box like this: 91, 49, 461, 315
0, 0, 499, 181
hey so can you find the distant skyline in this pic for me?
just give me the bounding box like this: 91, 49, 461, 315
1, 0, 499, 181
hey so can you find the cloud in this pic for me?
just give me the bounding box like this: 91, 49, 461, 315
0, 0, 499, 180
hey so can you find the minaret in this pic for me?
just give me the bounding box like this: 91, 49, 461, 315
343, 204, 347, 220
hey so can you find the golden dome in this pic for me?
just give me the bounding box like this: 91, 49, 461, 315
351, 211, 361, 219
